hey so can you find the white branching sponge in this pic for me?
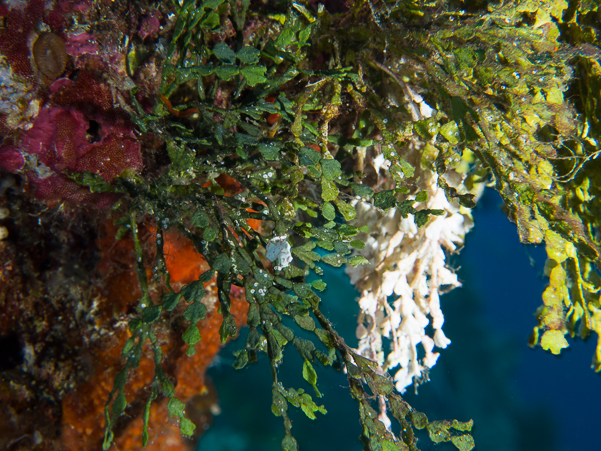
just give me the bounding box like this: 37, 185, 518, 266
346, 169, 474, 393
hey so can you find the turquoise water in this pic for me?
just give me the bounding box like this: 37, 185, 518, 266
199, 264, 362, 451
198, 189, 599, 451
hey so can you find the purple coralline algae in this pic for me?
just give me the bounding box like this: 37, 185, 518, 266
0, 0, 152, 207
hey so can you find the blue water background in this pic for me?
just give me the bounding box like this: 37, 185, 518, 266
198, 188, 600, 451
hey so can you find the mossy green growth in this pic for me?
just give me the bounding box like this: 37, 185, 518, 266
99, 0, 470, 448
82, 0, 601, 449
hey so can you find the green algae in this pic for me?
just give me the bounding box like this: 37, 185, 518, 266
81, 0, 601, 449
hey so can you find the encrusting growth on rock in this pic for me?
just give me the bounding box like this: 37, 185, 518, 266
32, 32, 69, 82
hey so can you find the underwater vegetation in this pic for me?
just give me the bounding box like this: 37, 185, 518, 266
1, 0, 601, 450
